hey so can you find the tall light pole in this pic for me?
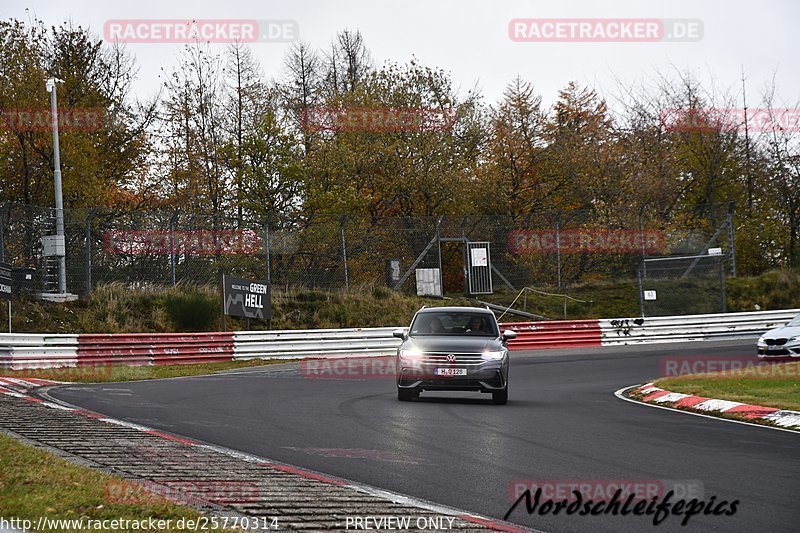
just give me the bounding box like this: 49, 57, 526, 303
46, 77, 67, 295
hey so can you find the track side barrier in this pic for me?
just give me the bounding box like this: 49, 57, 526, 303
503, 320, 602, 350
600, 309, 799, 345
0, 334, 79, 369
233, 328, 401, 360
2, 309, 798, 369
77, 332, 235, 366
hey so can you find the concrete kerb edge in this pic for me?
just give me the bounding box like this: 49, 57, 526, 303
614, 384, 800, 435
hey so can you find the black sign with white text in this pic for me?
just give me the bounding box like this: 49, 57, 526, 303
222, 274, 271, 319
0, 262, 11, 301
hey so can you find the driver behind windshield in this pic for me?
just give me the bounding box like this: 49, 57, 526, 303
465, 316, 486, 334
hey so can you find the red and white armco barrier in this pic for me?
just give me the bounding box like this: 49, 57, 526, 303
1, 309, 797, 369
504, 320, 601, 350
0, 332, 233, 369
78, 333, 234, 366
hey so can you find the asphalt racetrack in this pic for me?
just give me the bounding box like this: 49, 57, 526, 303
51, 340, 799, 533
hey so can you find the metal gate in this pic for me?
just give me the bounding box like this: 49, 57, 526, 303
466, 241, 492, 294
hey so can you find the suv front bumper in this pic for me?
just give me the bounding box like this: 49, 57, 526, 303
396, 358, 508, 392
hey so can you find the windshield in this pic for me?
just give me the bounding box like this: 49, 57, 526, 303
410, 311, 499, 337
787, 314, 800, 327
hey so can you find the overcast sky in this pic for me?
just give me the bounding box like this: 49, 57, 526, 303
8, 0, 799, 111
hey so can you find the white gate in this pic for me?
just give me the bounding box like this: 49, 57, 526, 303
466, 241, 492, 294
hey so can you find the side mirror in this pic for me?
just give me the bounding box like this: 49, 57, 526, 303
392, 328, 407, 340
502, 330, 517, 341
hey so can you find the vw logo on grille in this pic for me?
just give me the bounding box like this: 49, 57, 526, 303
446, 354, 457, 362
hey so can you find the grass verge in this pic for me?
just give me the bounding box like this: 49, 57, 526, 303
0, 433, 234, 532
4, 359, 289, 384
654, 362, 800, 411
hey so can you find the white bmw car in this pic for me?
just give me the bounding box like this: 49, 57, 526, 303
757, 313, 800, 358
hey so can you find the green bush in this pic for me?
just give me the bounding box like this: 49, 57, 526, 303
164, 292, 218, 331
371, 285, 392, 300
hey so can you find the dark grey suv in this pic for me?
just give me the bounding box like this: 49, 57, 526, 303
393, 306, 517, 404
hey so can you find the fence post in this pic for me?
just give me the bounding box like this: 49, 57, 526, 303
436, 216, 443, 294
461, 216, 469, 295
84, 208, 98, 295
169, 210, 179, 286
727, 202, 737, 277
263, 216, 271, 285
639, 207, 647, 280
0, 202, 8, 262
719, 259, 727, 313
556, 211, 562, 289
340, 215, 349, 290
637, 268, 645, 318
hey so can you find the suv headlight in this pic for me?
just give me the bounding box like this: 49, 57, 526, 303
482, 349, 506, 360
789, 336, 799, 343
757, 337, 766, 347
399, 347, 422, 359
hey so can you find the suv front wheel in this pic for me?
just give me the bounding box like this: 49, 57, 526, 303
397, 388, 419, 401
492, 385, 508, 405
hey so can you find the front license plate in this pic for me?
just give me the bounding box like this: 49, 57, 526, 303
435, 368, 467, 376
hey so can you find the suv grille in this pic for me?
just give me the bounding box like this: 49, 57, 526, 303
421, 352, 486, 365
765, 338, 788, 346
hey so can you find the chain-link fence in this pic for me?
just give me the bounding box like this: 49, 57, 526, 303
637, 254, 728, 317
0, 202, 736, 301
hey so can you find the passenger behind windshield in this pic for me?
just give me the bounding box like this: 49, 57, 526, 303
428, 317, 445, 334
